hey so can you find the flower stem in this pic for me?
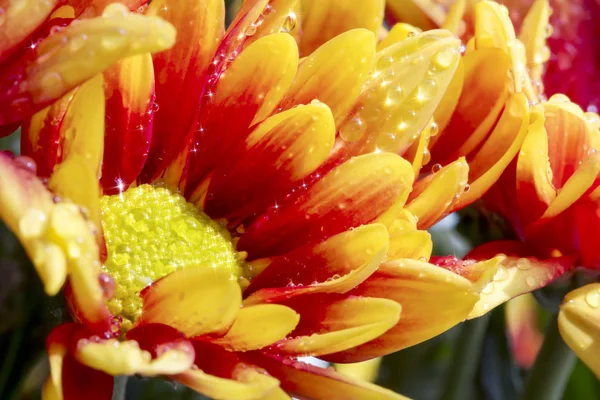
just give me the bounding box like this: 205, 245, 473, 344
520, 314, 576, 400
112, 376, 128, 400
440, 314, 491, 400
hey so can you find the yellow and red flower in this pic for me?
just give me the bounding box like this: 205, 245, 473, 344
0, 0, 504, 399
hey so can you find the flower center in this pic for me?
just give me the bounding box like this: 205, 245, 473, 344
100, 184, 242, 330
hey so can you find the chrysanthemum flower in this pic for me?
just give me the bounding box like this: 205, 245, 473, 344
393, 0, 600, 380
0, 0, 497, 398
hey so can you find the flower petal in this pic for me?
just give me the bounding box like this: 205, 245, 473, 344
237, 152, 412, 259
334, 29, 461, 160
1, 4, 175, 125
204, 101, 335, 222
139, 267, 242, 337
0, 0, 58, 62
100, 53, 155, 194
385, 0, 445, 31
209, 304, 299, 351
139, 0, 224, 183
452, 92, 530, 211
506, 294, 543, 369
559, 283, 600, 379
278, 29, 376, 124
299, 0, 384, 56
429, 48, 510, 166
518, 0, 551, 83
176, 340, 281, 400
75, 337, 194, 376
244, 224, 389, 305
377, 23, 422, 52
326, 259, 478, 361
407, 158, 469, 229
274, 295, 401, 357
243, 352, 409, 400
183, 33, 299, 194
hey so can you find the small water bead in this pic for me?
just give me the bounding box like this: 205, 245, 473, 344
429, 121, 439, 137
525, 276, 537, 287
431, 163, 442, 173
245, 23, 258, 36
422, 148, 431, 165
545, 24, 553, 38
432, 47, 459, 70
584, 112, 600, 130
463, 183, 470, 193
585, 290, 600, 308
339, 116, 367, 142
481, 283, 494, 295
282, 12, 297, 32
516, 258, 532, 270
100, 184, 242, 329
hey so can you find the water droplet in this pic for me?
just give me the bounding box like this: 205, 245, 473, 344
407, 31, 416, 38
422, 148, 431, 165
40, 72, 63, 92
432, 48, 459, 70
516, 258, 531, 270
493, 266, 508, 282
545, 24, 553, 38
14, 156, 37, 173
525, 276, 537, 287
339, 116, 367, 142
585, 290, 600, 308
429, 121, 439, 137
463, 183, 470, 193
481, 283, 494, 295
282, 12, 297, 32
431, 163, 442, 173
245, 22, 258, 36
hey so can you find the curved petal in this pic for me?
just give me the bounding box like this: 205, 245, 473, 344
274, 295, 401, 357
506, 294, 543, 369
237, 152, 412, 259
75, 337, 194, 376
0, 4, 175, 125
377, 24, 422, 52
204, 101, 335, 222
243, 352, 409, 400
518, 0, 551, 83
559, 283, 600, 379
407, 158, 469, 229
209, 304, 299, 351
278, 29, 376, 124
139, 267, 242, 337
244, 225, 389, 305
326, 259, 478, 362
140, 0, 224, 183
100, 53, 155, 194
299, 0, 384, 56
429, 48, 510, 165
385, 0, 445, 31
334, 30, 461, 160
183, 33, 299, 193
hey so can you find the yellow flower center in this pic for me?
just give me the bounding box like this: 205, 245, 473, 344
100, 184, 242, 330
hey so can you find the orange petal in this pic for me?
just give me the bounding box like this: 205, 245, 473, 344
407, 158, 469, 229
275, 295, 401, 357
299, 0, 384, 56
278, 29, 376, 124
327, 259, 478, 361
101, 53, 155, 193
558, 283, 600, 379
243, 224, 389, 305
430, 48, 510, 165
204, 101, 335, 222
385, 0, 444, 31
140, 0, 224, 183
505, 294, 543, 369
139, 267, 241, 337
75, 337, 194, 376
452, 92, 530, 212
0, 0, 58, 62
432, 57, 464, 136
237, 152, 412, 259
244, 351, 409, 400
210, 304, 299, 351
182, 33, 298, 193
335, 29, 461, 159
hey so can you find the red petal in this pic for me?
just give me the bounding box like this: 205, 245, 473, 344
126, 323, 192, 359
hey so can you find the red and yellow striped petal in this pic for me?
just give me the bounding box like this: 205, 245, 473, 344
327, 259, 478, 362
0, 4, 175, 125
238, 152, 412, 259
244, 224, 389, 305
506, 294, 543, 369
278, 29, 376, 124
139, 267, 241, 337
275, 294, 400, 357
299, 0, 384, 56
100, 54, 154, 194
243, 352, 409, 400
209, 304, 299, 351
140, 0, 224, 183
430, 48, 510, 165
204, 101, 335, 222
183, 33, 298, 194
452, 92, 530, 212
407, 158, 469, 229
559, 283, 600, 379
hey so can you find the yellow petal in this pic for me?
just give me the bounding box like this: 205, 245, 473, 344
211, 304, 299, 351
278, 29, 376, 124
140, 267, 242, 336
518, 0, 551, 82
334, 358, 382, 383
377, 23, 422, 52
76, 339, 194, 376
559, 284, 600, 379
26, 3, 175, 105
176, 366, 280, 400
386, 0, 444, 31
387, 230, 432, 261
442, 0, 467, 35
299, 0, 384, 55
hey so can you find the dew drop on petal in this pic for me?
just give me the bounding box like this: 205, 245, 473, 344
585, 290, 600, 308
